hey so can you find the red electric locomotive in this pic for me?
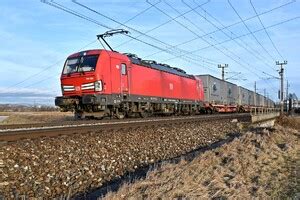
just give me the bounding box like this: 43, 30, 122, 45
55, 49, 205, 119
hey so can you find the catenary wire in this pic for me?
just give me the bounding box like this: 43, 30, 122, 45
149, 1, 278, 92
250, 0, 285, 60
71, 0, 219, 65
148, 0, 269, 78
4, 1, 164, 94
227, 0, 276, 62
52, 0, 294, 94
143, 0, 295, 59
43, 0, 296, 96
191, 0, 278, 71
165, 0, 276, 74
1, 39, 97, 92
43, 0, 220, 72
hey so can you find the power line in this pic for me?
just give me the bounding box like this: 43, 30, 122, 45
4, 1, 157, 94
163, 0, 249, 67
149, 0, 273, 83
119, 1, 158, 26
159, 16, 299, 67
42, 0, 296, 96
228, 0, 276, 62
71, 0, 218, 65
148, 0, 250, 69
157, 1, 273, 92
177, 0, 277, 73
250, 0, 285, 60
191, 0, 277, 71
2, 39, 97, 92
44, 0, 220, 72
112, 0, 210, 49
143, 0, 295, 59
5, 1, 164, 94
193, 16, 299, 52
72, 0, 184, 54
23, 73, 61, 89
142, 1, 297, 93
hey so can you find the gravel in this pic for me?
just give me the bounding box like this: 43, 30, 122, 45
0, 119, 239, 198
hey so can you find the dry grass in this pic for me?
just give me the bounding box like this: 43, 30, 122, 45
104, 120, 300, 199
0, 111, 73, 124
276, 115, 300, 130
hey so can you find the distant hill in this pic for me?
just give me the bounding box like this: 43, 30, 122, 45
0, 104, 58, 112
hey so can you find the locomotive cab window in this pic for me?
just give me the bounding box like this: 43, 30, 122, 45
121, 63, 127, 75
63, 55, 99, 75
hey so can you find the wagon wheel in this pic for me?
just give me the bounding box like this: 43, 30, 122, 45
74, 111, 84, 120
207, 108, 214, 114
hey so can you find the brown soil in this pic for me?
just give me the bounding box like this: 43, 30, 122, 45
104, 120, 300, 199
0, 112, 73, 124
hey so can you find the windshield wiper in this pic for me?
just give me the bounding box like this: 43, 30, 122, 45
77, 66, 85, 75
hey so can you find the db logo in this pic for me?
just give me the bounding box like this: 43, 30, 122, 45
75, 86, 81, 91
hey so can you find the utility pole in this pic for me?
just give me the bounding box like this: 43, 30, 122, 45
286, 80, 289, 112
276, 60, 287, 115
267, 92, 269, 107
254, 81, 257, 109
218, 64, 228, 81
264, 88, 266, 107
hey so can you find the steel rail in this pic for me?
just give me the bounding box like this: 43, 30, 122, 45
0, 114, 251, 142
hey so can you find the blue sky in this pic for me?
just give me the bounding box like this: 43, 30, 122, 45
0, 0, 299, 105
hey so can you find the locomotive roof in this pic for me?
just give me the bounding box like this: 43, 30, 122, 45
67, 49, 194, 79
124, 53, 194, 79
68, 49, 102, 58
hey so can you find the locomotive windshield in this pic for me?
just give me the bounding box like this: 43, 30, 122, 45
63, 55, 99, 75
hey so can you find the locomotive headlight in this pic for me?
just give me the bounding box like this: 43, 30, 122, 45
94, 80, 102, 91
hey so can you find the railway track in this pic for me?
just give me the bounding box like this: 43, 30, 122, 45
0, 113, 251, 142
0, 118, 142, 130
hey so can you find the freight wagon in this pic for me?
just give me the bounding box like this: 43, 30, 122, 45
238, 86, 253, 112
196, 75, 239, 113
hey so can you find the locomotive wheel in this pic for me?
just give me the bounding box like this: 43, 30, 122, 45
139, 111, 148, 118
115, 109, 125, 119
116, 114, 125, 119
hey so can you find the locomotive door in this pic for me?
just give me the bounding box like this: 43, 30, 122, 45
120, 62, 129, 94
